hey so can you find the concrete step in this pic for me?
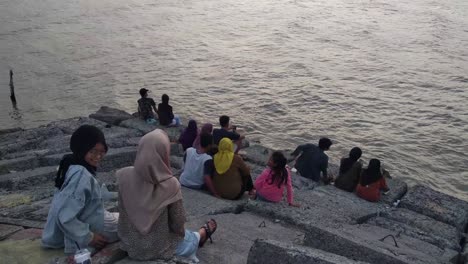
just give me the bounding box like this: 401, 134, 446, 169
0, 166, 56, 191
400, 185, 468, 232
304, 223, 459, 264
247, 239, 369, 264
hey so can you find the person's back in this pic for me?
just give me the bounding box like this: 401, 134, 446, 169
210, 138, 252, 200
356, 159, 389, 202
292, 144, 326, 181
137, 88, 157, 121
158, 94, 175, 126
180, 139, 212, 189
335, 147, 363, 192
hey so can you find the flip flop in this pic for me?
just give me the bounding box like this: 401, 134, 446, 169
199, 218, 217, 247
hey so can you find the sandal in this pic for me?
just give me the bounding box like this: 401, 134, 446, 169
199, 218, 217, 247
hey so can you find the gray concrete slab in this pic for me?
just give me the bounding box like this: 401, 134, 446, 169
304, 223, 458, 264
248, 239, 369, 264
0, 224, 23, 241
89, 106, 133, 125
185, 212, 305, 264
118, 118, 181, 142
181, 187, 247, 220
0, 156, 39, 175
367, 208, 461, 250
400, 185, 468, 232
0, 166, 56, 191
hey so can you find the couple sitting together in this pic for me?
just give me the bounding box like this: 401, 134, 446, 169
42, 126, 216, 262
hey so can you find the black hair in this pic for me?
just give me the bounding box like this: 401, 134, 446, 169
162, 94, 169, 104
339, 147, 362, 174
219, 115, 230, 127
139, 88, 148, 97
360, 159, 383, 186
268, 151, 288, 188
200, 133, 213, 148
318, 137, 333, 150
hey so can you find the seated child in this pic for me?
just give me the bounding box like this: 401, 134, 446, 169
254, 151, 300, 207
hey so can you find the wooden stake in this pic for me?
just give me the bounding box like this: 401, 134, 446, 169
9, 70, 16, 104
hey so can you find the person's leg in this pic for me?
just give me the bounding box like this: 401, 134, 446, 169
101, 210, 119, 243
175, 230, 200, 261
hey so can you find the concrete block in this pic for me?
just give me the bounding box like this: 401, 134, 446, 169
5, 228, 42, 241
89, 106, 133, 125
185, 212, 304, 264
170, 143, 183, 157
182, 187, 247, 220
0, 217, 45, 229
247, 239, 368, 264
119, 118, 158, 134
0, 156, 39, 175
0, 238, 63, 264
400, 185, 468, 231
380, 178, 407, 205
0, 127, 22, 136
0, 166, 57, 191
304, 223, 458, 264
0, 224, 23, 240
0, 194, 32, 209
367, 208, 461, 250
170, 156, 183, 170
240, 145, 294, 166
99, 147, 137, 172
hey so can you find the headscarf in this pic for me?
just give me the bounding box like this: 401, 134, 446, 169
192, 123, 213, 150
117, 129, 182, 235
213, 138, 234, 174
55, 125, 108, 189
360, 159, 383, 186
178, 120, 198, 151
339, 147, 362, 175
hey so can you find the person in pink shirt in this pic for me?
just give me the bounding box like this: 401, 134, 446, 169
254, 151, 300, 207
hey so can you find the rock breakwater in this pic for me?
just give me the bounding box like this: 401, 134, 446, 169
0, 106, 466, 264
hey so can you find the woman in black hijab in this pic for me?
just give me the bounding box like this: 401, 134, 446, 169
356, 159, 390, 202
335, 147, 363, 192
55, 124, 108, 189
43, 125, 118, 257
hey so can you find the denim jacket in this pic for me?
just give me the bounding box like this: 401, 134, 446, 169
42, 165, 104, 254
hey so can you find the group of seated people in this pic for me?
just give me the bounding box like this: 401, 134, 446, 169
41, 112, 391, 262
292, 140, 390, 202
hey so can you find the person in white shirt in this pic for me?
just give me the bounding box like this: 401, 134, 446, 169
180, 133, 214, 189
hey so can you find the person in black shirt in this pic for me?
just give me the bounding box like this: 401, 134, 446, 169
137, 88, 158, 124
291, 138, 333, 183
158, 94, 181, 126
212, 115, 245, 153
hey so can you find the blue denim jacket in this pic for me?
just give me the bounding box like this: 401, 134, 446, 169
42, 165, 104, 254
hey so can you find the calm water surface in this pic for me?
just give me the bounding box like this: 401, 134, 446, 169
1, 0, 467, 200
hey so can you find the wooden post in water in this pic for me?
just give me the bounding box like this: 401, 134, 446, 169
9, 70, 17, 104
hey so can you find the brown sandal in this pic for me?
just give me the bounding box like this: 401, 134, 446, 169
199, 219, 217, 247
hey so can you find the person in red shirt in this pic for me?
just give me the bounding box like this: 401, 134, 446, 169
356, 159, 390, 202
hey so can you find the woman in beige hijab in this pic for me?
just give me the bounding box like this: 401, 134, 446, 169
117, 129, 217, 261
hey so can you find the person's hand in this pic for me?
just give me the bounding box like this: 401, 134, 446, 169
89, 233, 107, 249
289, 202, 300, 208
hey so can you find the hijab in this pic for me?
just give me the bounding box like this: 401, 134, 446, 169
178, 120, 198, 150
360, 159, 383, 186
339, 147, 362, 175
117, 129, 183, 235
55, 125, 108, 189
213, 138, 234, 174
192, 123, 213, 150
